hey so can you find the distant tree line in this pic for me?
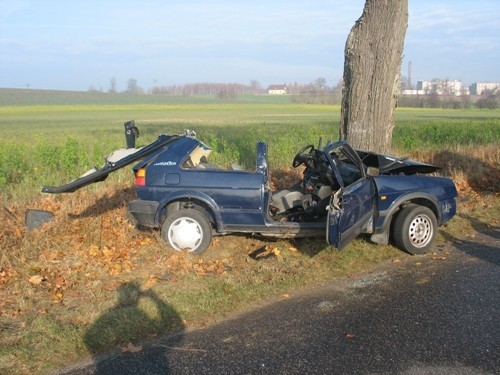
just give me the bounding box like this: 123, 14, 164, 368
288, 79, 343, 104
101, 76, 345, 103
150, 82, 260, 99
397, 90, 498, 109
475, 90, 499, 109
100, 76, 498, 109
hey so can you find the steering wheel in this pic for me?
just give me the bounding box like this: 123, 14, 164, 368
292, 144, 314, 168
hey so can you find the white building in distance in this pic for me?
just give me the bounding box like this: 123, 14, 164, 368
403, 80, 499, 96
416, 80, 466, 96
469, 82, 499, 95
267, 84, 288, 95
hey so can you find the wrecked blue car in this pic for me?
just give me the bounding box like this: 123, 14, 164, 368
43, 121, 457, 255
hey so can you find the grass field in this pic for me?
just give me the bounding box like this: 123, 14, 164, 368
0, 89, 499, 374
0, 89, 499, 198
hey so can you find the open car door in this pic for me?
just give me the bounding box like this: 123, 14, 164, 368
325, 141, 376, 250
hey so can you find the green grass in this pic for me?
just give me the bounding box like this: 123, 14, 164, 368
0, 101, 339, 198
0, 88, 292, 106
0, 95, 499, 201
393, 107, 500, 150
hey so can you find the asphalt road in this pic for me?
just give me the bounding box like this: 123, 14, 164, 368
60, 230, 499, 375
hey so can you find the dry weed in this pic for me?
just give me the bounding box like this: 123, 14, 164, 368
408, 144, 500, 194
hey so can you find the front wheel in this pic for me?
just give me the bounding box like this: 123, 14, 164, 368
393, 205, 437, 255
161, 210, 212, 255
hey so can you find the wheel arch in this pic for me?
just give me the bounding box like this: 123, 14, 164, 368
372, 193, 440, 245
402, 197, 440, 223
154, 191, 222, 230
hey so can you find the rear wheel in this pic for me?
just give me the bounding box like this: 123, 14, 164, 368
161, 210, 212, 255
393, 205, 437, 255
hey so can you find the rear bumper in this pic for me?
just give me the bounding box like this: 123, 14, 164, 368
128, 200, 159, 227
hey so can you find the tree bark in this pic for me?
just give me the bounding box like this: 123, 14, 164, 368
340, 0, 408, 153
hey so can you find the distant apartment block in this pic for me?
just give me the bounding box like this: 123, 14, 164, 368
403, 80, 498, 96
469, 82, 500, 95
417, 80, 466, 96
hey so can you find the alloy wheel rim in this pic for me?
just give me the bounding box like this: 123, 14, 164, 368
408, 214, 433, 248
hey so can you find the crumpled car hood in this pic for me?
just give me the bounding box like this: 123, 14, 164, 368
356, 150, 440, 175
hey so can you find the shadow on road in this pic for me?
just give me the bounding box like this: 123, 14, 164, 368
83, 281, 185, 374
441, 213, 500, 267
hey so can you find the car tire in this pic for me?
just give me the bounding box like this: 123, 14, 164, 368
161, 209, 212, 255
393, 205, 437, 255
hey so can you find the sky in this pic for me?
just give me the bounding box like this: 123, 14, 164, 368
0, 0, 499, 92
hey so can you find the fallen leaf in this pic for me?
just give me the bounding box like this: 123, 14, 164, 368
248, 245, 277, 260
28, 275, 44, 285
53, 291, 64, 302
88, 245, 100, 257
122, 342, 142, 353
12, 227, 22, 238
55, 275, 66, 288
416, 277, 430, 285
0, 268, 16, 284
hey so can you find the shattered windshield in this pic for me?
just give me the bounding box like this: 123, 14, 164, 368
328, 144, 363, 186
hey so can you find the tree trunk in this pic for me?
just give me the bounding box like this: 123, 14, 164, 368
340, 0, 408, 153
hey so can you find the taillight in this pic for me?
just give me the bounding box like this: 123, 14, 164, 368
135, 168, 146, 186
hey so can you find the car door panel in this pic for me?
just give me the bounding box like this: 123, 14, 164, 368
327, 178, 375, 249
